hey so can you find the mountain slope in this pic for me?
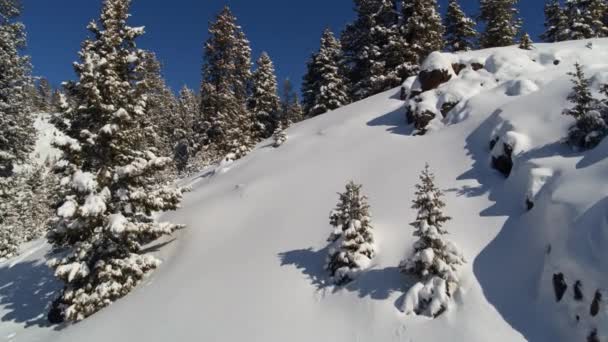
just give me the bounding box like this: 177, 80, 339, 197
2, 38, 608, 342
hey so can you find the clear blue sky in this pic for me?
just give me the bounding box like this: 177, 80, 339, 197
20, 0, 545, 95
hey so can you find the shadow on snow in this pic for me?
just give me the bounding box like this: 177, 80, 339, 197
278, 247, 415, 312
0, 258, 61, 328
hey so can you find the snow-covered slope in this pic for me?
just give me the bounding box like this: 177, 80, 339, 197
2, 39, 608, 342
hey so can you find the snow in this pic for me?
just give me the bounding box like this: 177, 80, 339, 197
3, 38, 608, 341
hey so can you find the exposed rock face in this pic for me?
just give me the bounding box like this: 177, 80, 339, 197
492, 142, 514, 177
419, 69, 452, 92
590, 290, 602, 316
574, 280, 584, 301
452, 63, 466, 75
471, 62, 484, 71
553, 273, 568, 302
440, 102, 458, 118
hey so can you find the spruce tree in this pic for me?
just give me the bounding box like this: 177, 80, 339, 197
541, 0, 569, 42
174, 86, 199, 172
142, 52, 179, 158
564, 0, 594, 40
326, 181, 375, 285
200, 6, 253, 159
479, 0, 521, 48
35, 77, 53, 111
519, 32, 533, 50
402, 0, 445, 60
584, 0, 608, 38
0, 0, 34, 178
563, 63, 607, 148
302, 29, 350, 117
47, 0, 185, 322
444, 0, 477, 52
279, 78, 303, 126
250, 52, 281, 139
341, 0, 414, 100
401, 164, 464, 288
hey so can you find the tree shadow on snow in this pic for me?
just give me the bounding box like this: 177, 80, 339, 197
279, 247, 410, 309
366, 106, 415, 136
0, 258, 61, 328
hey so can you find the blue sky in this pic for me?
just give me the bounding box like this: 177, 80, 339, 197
21, 0, 545, 95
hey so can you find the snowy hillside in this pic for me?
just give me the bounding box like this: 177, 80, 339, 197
3, 39, 608, 342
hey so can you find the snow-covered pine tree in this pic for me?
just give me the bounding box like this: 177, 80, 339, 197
400, 164, 464, 316
341, 0, 414, 100
326, 181, 375, 285
444, 0, 477, 52
563, 63, 608, 148
564, 0, 595, 40
0, 0, 34, 178
479, 0, 521, 48
174, 86, 199, 173
519, 32, 533, 50
0, 0, 36, 259
35, 77, 53, 112
583, 0, 608, 38
401, 0, 445, 61
250, 52, 281, 139
302, 29, 350, 117
279, 78, 303, 127
200, 6, 253, 160
47, 0, 185, 322
541, 0, 569, 42
142, 52, 180, 159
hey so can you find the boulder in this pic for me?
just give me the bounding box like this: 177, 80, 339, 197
590, 290, 602, 316
552, 273, 568, 302
492, 143, 514, 177
471, 62, 484, 71
419, 69, 452, 92
440, 101, 458, 118
452, 63, 466, 75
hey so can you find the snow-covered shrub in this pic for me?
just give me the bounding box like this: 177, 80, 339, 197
47, 0, 185, 322
563, 63, 608, 149
402, 276, 451, 317
326, 181, 375, 285
400, 164, 464, 317
272, 128, 288, 148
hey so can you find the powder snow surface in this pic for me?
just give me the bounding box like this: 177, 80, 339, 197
3, 39, 608, 342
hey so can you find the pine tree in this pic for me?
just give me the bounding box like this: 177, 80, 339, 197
200, 6, 253, 159
563, 63, 607, 148
302, 29, 350, 117
584, 0, 608, 38
326, 181, 375, 285
35, 77, 53, 111
341, 0, 415, 100
519, 32, 533, 50
142, 52, 179, 158
0, 0, 34, 178
47, 0, 185, 322
279, 78, 303, 127
250, 52, 281, 139
564, 0, 595, 40
174, 86, 199, 173
479, 0, 521, 48
402, 0, 445, 60
444, 0, 477, 52
541, 0, 569, 42
401, 164, 464, 286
